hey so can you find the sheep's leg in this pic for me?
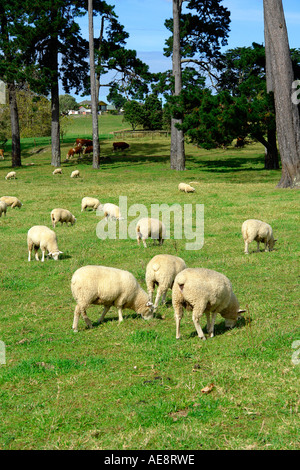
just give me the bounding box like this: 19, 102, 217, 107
174, 304, 184, 339
264, 241, 269, 252
142, 238, 147, 248
72, 305, 81, 332
41, 250, 45, 262
256, 241, 260, 252
192, 308, 206, 340
161, 291, 167, 304
136, 234, 141, 246
206, 312, 218, 338
147, 283, 155, 303
81, 307, 93, 329
244, 241, 249, 254
97, 305, 110, 324
154, 288, 162, 310
117, 308, 124, 323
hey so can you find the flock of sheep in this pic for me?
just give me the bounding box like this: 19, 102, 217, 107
1, 165, 277, 340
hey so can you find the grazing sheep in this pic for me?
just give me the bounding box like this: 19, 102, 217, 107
178, 182, 195, 193
70, 170, 80, 178
172, 268, 245, 340
81, 197, 101, 212
0, 196, 22, 209
136, 218, 166, 248
242, 219, 277, 254
27, 225, 63, 262
53, 168, 62, 175
0, 200, 7, 217
146, 254, 187, 310
71, 265, 154, 332
5, 171, 16, 180
51, 208, 76, 228
100, 203, 124, 220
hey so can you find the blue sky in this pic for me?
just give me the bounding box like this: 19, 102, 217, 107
74, 0, 300, 103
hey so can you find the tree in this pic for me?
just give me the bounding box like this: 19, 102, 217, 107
143, 94, 163, 130
88, 0, 100, 169
59, 94, 78, 115
0, 1, 30, 167
165, 0, 231, 170
263, 0, 300, 188
123, 100, 144, 130
28, 0, 91, 167
170, 0, 185, 170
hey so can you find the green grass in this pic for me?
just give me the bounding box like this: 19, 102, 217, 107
0, 115, 299, 450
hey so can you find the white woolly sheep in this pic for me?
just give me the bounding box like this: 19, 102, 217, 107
0, 196, 22, 209
146, 254, 187, 310
172, 268, 245, 340
136, 218, 166, 248
51, 208, 76, 228
98, 202, 124, 220
71, 265, 154, 332
53, 168, 62, 175
5, 171, 16, 180
0, 200, 7, 217
27, 225, 63, 262
178, 182, 195, 193
70, 170, 80, 178
242, 219, 277, 254
81, 197, 101, 212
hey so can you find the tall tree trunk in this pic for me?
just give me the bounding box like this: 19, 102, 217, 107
8, 82, 21, 167
263, 0, 300, 188
88, 0, 100, 169
170, 0, 185, 171
51, 77, 61, 167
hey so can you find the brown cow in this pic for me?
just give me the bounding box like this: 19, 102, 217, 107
83, 146, 93, 156
66, 148, 75, 159
113, 142, 130, 151
75, 138, 93, 147
74, 144, 83, 157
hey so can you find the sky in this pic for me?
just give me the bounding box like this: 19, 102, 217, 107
72, 0, 300, 103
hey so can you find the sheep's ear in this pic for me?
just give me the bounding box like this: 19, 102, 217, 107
238, 309, 246, 314
48, 252, 52, 256
146, 301, 154, 307
59, 251, 63, 254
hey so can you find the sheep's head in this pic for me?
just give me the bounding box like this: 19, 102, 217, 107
141, 301, 154, 320
49, 250, 63, 260
268, 238, 277, 251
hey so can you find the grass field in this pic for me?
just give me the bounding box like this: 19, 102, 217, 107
0, 115, 299, 450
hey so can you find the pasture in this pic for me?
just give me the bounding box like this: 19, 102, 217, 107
0, 115, 299, 450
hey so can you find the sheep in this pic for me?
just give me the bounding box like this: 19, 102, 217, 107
0, 196, 22, 209
71, 265, 154, 332
172, 268, 245, 340
178, 182, 195, 193
70, 170, 80, 178
27, 225, 63, 262
53, 168, 62, 175
136, 218, 166, 248
51, 208, 76, 228
242, 219, 277, 254
81, 197, 101, 212
5, 171, 16, 180
146, 254, 187, 311
100, 203, 124, 220
0, 200, 7, 217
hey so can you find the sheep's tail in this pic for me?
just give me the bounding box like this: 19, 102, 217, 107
152, 262, 160, 272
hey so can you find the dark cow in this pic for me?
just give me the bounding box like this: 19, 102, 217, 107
83, 146, 93, 156
74, 144, 83, 157
75, 138, 93, 147
113, 141, 130, 151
